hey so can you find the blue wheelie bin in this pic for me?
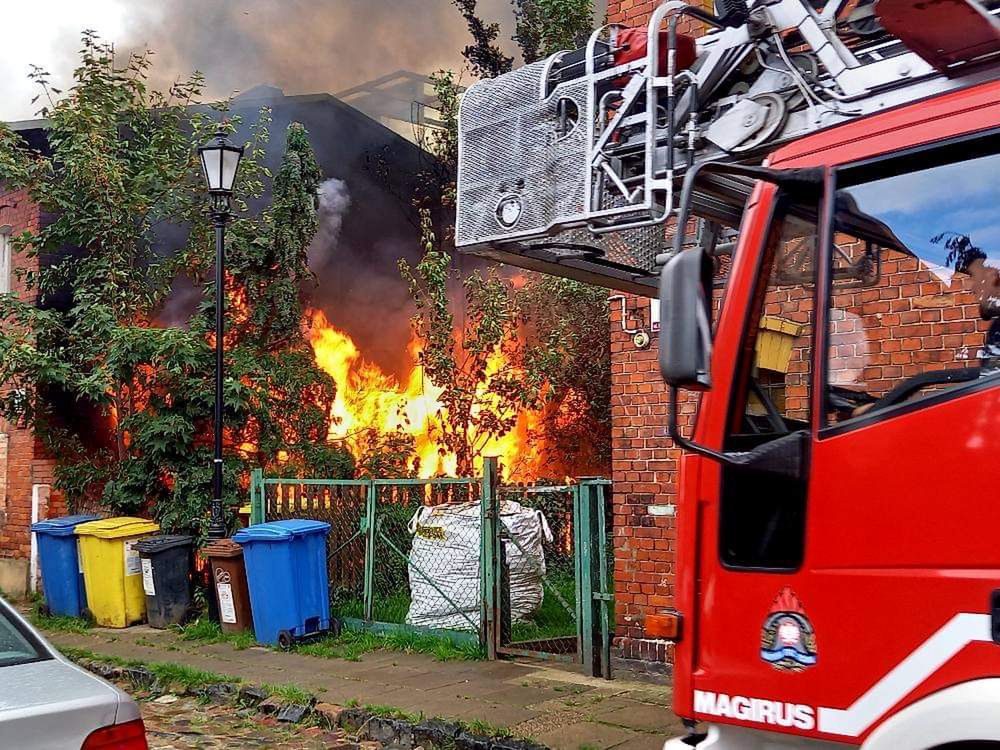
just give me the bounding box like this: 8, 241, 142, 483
233, 520, 331, 647
31, 515, 100, 617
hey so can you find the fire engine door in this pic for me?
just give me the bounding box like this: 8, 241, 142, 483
686, 136, 1000, 742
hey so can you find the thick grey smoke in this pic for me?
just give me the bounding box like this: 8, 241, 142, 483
120, 0, 515, 99
308, 177, 352, 273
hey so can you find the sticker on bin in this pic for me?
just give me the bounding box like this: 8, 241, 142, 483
141, 557, 156, 596
216, 583, 237, 624
123, 540, 142, 576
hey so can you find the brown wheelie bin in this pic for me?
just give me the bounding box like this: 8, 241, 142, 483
202, 539, 254, 634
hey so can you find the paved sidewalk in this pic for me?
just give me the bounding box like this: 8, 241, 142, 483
41, 625, 682, 749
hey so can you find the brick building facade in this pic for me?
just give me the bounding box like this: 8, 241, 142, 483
605, 0, 711, 676
0, 182, 63, 595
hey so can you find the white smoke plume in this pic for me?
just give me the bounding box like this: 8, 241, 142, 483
308, 177, 352, 272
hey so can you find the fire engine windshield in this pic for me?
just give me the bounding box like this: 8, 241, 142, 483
826, 145, 1000, 423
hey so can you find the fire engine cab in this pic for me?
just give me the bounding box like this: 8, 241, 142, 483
456, 0, 1000, 747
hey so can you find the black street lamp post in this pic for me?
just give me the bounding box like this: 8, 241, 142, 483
198, 130, 244, 540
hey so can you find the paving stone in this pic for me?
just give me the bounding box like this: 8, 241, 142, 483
257, 696, 283, 715
532, 720, 635, 750
588, 704, 671, 733
276, 703, 312, 723
314, 701, 346, 726
455, 731, 491, 750
608, 734, 670, 750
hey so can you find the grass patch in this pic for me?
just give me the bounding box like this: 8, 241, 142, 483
511, 569, 578, 643
60, 646, 127, 665
462, 717, 513, 738
58, 648, 317, 703
261, 682, 314, 705
365, 703, 422, 723
334, 590, 411, 623
295, 627, 484, 663
29, 609, 91, 634
172, 618, 256, 650
145, 661, 238, 692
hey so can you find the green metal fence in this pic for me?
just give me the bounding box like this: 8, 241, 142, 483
249, 458, 613, 676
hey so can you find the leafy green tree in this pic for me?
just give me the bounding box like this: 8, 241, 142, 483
514, 0, 595, 62
396, 3, 611, 477
0, 34, 350, 536
399, 213, 540, 476
451, 0, 514, 78
516, 276, 612, 474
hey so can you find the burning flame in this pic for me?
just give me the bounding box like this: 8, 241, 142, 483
308, 309, 545, 480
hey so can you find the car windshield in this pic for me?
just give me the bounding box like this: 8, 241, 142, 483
0, 603, 45, 667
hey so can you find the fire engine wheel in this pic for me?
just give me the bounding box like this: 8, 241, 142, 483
731, 93, 787, 153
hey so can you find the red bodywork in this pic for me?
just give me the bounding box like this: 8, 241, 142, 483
672, 79, 1000, 744
613, 28, 697, 76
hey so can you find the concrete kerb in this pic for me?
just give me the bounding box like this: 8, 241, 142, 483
74, 654, 545, 750
41, 623, 680, 747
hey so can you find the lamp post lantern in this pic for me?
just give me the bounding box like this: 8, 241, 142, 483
198, 130, 244, 540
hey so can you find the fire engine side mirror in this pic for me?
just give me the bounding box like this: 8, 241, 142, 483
659, 246, 714, 390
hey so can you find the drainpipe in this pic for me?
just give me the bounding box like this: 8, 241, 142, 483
29, 485, 40, 593
29, 484, 50, 593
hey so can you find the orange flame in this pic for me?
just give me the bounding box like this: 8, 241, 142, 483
307, 310, 545, 480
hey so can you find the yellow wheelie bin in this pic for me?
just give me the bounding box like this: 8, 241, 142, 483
75, 517, 160, 627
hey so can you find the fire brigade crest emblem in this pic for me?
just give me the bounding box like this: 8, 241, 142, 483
760, 587, 817, 671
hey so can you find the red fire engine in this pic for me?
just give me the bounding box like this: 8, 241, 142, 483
456, 0, 1000, 747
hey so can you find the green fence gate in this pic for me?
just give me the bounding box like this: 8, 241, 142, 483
481, 459, 613, 677
249, 457, 613, 677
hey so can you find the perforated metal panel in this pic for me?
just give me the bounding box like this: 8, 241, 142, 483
457, 63, 590, 248
457, 62, 669, 284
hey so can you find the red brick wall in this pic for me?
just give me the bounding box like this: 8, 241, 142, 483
607, 0, 711, 32
605, 0, 709, 671
0, 187, 63, 561
610, 295, 678, 667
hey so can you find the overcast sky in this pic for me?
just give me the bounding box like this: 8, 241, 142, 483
0, 0, 539, 123
2, 1, 126, 121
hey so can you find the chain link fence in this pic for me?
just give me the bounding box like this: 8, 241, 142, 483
256, 478, 369, 620
497, 484, 579, 656
250, 465, 613, 675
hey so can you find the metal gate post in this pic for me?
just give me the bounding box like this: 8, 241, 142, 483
481, 456, 499, 659
594, 481, 613, 680
578, 478, 614, 679
249, 468, 264, 525
363, 480, 377, 622
577, 481, 596, 673
572, 484, 584, 659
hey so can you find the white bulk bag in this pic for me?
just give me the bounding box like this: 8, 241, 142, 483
405, 500, 552, 631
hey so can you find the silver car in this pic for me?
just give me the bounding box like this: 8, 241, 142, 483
0, 596, 147, 749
